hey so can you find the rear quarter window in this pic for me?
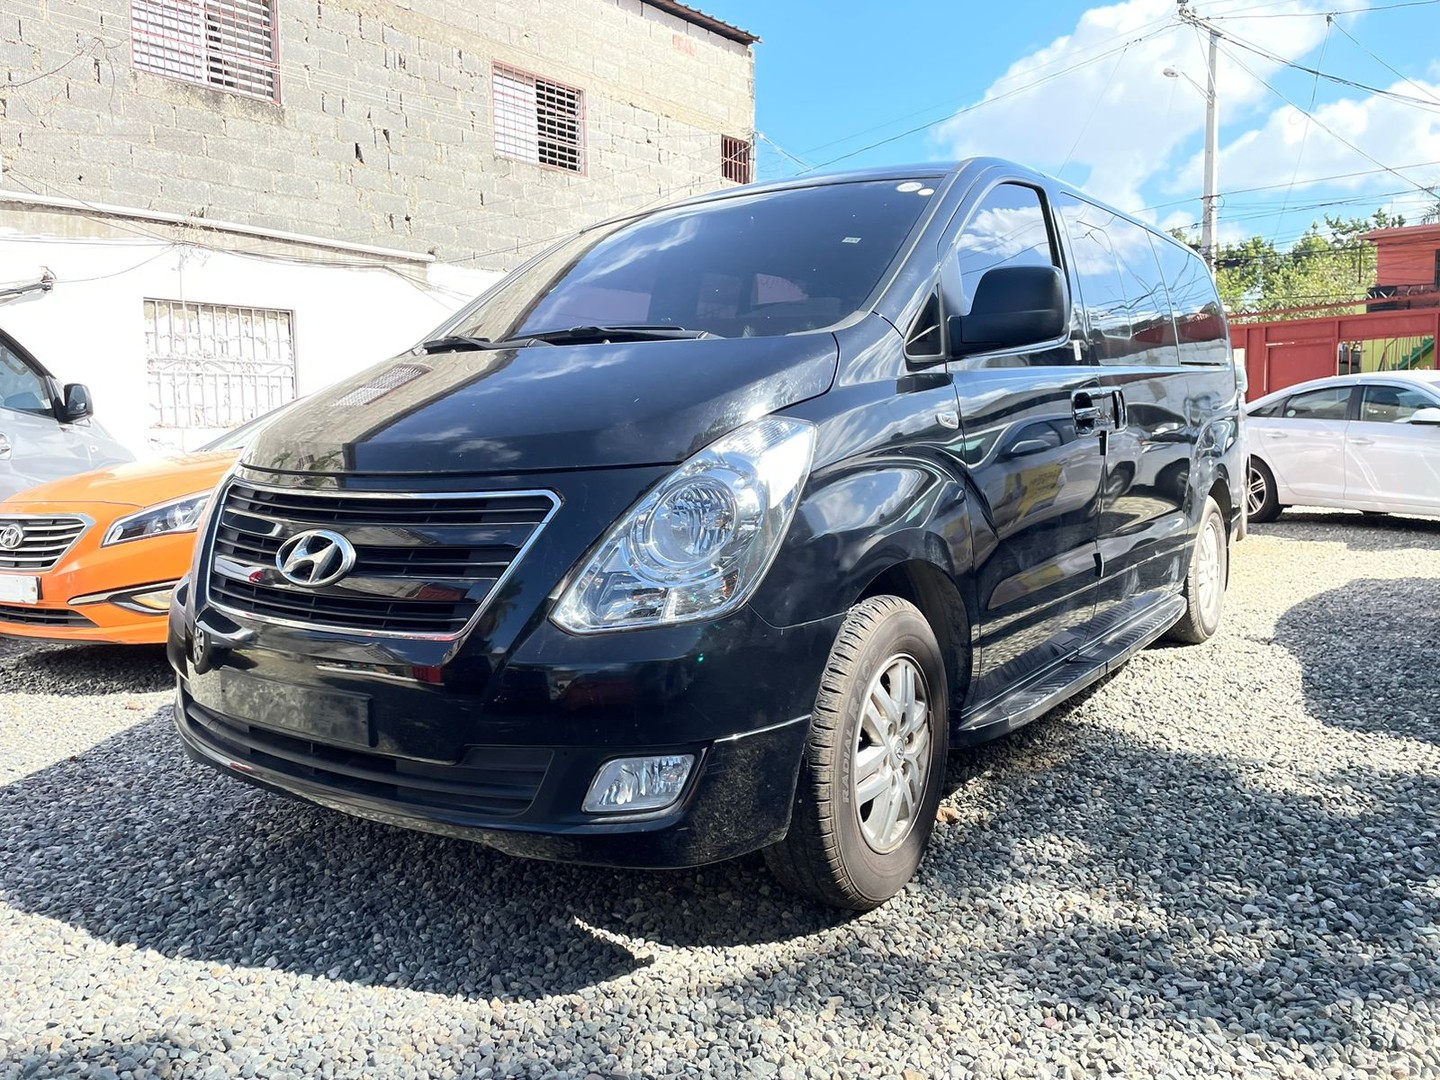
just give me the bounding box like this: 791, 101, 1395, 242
1151, 237, 1230, 366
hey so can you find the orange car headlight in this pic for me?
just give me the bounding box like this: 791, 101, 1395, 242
102, 493, 212, 547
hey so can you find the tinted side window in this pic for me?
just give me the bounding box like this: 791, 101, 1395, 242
1359, 384, 1436, 423
948, 183, 1076, 367
1248, 401, 1282, 418
1284, 387, 1351, 420
1056, 195, 1175, 367
1151, 236, 1229, 365
953, 183, 1057, 314
0, 342, 52, 417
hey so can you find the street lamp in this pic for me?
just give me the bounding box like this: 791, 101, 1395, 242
1167, 17, 1221, 271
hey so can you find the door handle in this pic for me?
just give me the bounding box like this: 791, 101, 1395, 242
1265, 431, 1288, 439
1073, 391, 1102, 435
1349, 437, 1374, 446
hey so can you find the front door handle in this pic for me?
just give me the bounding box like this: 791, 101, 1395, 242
1349, 437, 1374, 446
1073, 389, 1123, 436
0, 434, 9, 460
1073, 391, 1102, 435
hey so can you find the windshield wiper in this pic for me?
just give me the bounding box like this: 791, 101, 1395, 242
513, 324, 716, 344
419, 335, 510, 353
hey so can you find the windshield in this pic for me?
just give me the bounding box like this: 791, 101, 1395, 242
437, 179, 938, 343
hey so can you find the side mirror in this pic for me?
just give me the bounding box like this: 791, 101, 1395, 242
949, 265, 1067, 358
1410, 406, 1440, 426
61, 383, 93, 423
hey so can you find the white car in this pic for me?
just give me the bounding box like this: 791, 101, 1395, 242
1246, 371, 1440, 522
1, 326, 133, 499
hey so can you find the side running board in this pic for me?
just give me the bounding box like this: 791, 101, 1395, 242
956, 594, 1187, 747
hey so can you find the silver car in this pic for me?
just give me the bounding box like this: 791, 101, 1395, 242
0, 327, 133, 499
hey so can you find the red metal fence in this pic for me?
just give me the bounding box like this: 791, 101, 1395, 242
1231, 307, 1440, 399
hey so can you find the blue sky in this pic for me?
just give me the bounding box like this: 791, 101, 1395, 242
706, 0, 1440, 248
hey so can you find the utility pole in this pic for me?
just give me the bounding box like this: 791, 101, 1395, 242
1201, 24, 1219, 271
1176, 2, 1221, 271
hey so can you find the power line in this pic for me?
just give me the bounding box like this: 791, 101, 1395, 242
1206, 21, 1440, 113
1328, 18, 1440, 107
1206, 33, 1440, 204
1138, 159, 1440, 212
783, 10, 1178, 162
1058, 41, 1133, 177
1270, 14, 1333, 245
1207, 0, 1440, 18
797, 22, 1179, 174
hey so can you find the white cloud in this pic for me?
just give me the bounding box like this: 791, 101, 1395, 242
931, 0, 1349, 218
1169, 76, 1440, 234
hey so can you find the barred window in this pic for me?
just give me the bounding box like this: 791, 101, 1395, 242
721, 135, 752, 184
144, 299, 295, 435
492, 63, 585, 173
131, 0, 279, 103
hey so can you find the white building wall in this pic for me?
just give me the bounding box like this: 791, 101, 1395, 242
0, 213, 500, 457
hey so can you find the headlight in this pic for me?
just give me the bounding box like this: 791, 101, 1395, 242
553, 417, 816, 633
102, 492, 212, 546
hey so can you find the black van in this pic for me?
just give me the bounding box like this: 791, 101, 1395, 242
168, 159, 1244, 910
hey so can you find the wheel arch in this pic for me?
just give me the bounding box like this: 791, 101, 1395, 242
855, 559, 973, 726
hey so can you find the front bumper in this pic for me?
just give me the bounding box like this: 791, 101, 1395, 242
0, 607, 169, 645
0, 525, 193, 645
169, 604, 842, 869
173, 682, 812, 868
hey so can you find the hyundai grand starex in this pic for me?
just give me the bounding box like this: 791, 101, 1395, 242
168, 159, 1245, 909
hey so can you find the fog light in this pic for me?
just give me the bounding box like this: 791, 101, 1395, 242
582, 754, 695, 814
123, 587, 175, 612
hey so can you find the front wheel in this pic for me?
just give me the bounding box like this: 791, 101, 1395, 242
1166, 496, 1228, 645
764, 596, 949, 910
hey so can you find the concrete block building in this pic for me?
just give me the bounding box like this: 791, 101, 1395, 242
0, 0, 757, 452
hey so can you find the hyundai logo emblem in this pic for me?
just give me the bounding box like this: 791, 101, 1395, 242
275, 529, 357, 588
0, 524, 22, 550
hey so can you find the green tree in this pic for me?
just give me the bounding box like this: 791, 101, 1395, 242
1189, 209, 1406, 320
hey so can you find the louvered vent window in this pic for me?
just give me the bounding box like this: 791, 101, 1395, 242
131, 0, 279, 103
721, 135, 752, 184
492, 64, 585, 173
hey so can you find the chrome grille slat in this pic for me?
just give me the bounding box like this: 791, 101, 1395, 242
204, 481, 559, 638
0, 515, 90, 572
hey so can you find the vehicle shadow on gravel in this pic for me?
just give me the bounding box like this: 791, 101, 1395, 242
2, 684, 1438, 1057
1274, 576, 1440, 746
0, 640, 172, 696
0, 710, 842, 1002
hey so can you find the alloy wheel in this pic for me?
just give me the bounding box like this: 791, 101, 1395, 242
853, 654, 931, 854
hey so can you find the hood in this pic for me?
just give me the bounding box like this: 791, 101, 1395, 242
243, 334, 839, 476
0, 450, 237, 510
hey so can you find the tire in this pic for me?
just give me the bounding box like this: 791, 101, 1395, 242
1166, 496, 1228, 645
764, 596, 949, 910
1246, 458, 1283, 524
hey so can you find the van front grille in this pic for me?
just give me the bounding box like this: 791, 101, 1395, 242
204, 480, 558, 637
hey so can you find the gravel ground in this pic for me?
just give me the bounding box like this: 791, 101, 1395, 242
2, 510, 1439, 1079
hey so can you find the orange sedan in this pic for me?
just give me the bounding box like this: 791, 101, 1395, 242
0, 412, 282, 644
